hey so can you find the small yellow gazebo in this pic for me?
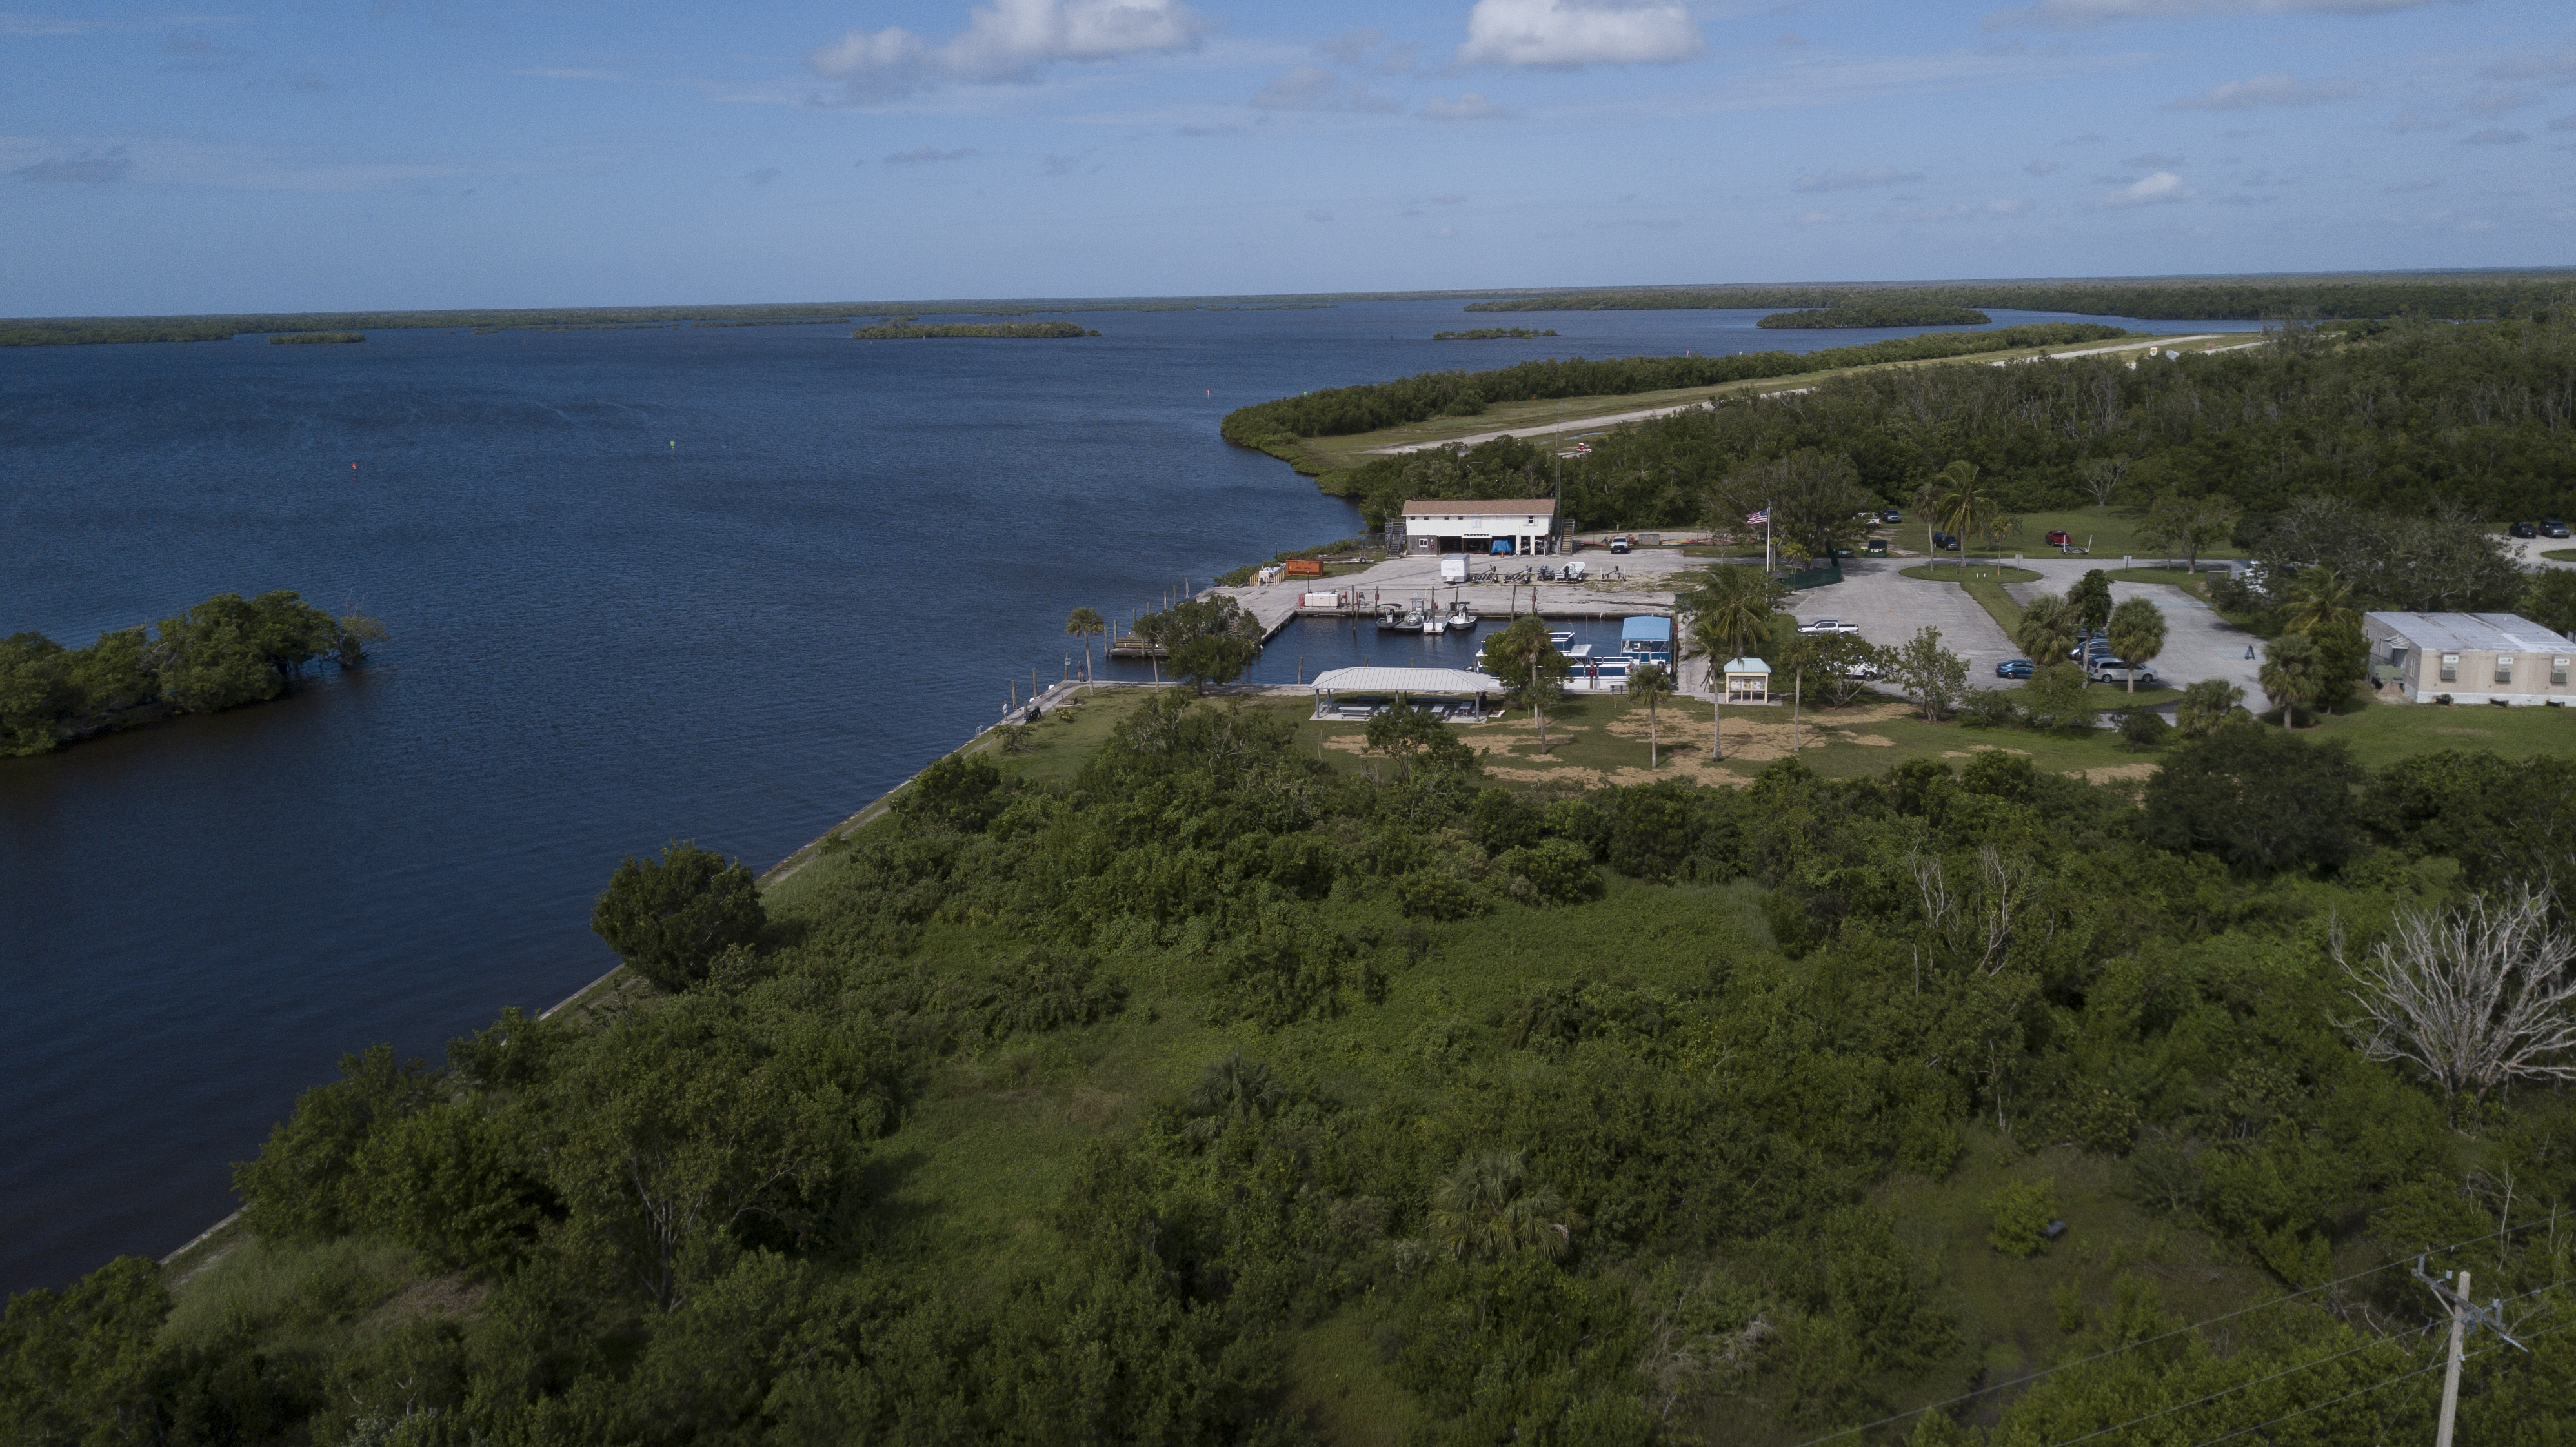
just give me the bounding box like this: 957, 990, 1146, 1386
1722, 657, 1771, 703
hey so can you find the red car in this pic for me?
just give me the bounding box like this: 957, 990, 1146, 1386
2044, 529, 2072, 546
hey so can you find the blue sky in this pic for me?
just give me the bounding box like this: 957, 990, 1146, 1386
3, 0, 2571, 314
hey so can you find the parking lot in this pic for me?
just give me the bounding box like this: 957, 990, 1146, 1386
1783, 556, 2265, 701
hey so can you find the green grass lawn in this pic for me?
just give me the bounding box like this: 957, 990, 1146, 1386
2284, 694, 2576, 768
1916, 506, 2244, 564
1903, 563, 2041, 640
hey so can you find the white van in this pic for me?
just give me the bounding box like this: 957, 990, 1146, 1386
1439, 555, 1468, 585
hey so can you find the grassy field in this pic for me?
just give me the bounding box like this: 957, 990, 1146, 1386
1899, 506, 2246, 564
1290, 336, 2236, 474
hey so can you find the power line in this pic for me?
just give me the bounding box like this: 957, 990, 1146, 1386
2188, 1314, 2576, 1447
2050, 1276, 2576, 1447
1787, 1208, 2569, 1447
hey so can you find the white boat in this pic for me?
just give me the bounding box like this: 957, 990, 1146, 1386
1447, 602, 1477, 631
1374, 605, 1407, 631
1400, 608, 1428, 631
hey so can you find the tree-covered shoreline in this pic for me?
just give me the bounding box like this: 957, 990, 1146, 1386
849, 321, 1099, 339
1316, 316, 2575, 535
1, 591, 387, 755
1758, 304, 1989, 329
1463, 273, 2576, 321
1220, 322, 2126, 450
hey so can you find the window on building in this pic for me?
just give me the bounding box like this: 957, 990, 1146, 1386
2388, 646, 2408, 675
2497, 656, 2515, 685
2556, 658, 2570, 687
2440, 654, 2459, 682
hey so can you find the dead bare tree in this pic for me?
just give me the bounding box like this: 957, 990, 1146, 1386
1906, 845, 2037, 975
2338, 885, 2576, 1118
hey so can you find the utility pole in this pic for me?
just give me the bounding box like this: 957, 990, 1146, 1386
2437, 1269, 2468, 1447
2413, 1255, 2530, 1447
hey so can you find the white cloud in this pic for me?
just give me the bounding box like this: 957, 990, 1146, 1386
1985, 0, 2464, 31
809, 0, 1209, 103
1454, 0, 1704, 70
1793, 165, 1924, 191
2462, 86, 2531, 115
2483, 45, 2576, 85
1797, 209, 1841, 223
1427, 225, 1458, 238
884, 145, 978, 164
1421, 91, 1519, 119
14, 145, 131, 183
2460, 128, 2528, 145
2164, 73, 2359, 110
2025, 159, 2062, 174
2124, 150, 2186, 167
1251, 65, 1397, 112
1889, 197, 2032, 221
1320, 28, 1380, 65
2097, 170, 2195, 205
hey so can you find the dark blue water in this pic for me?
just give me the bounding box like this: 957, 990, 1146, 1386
0, 301, 2264, 1291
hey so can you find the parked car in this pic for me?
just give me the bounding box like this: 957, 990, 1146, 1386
1607, 534, 1632, 554
1931, 531, 1960, 550
1881, 509, 1904, 524
1995, 658, 2036, 679
2071, 641, 2116, 663
2044, 529, 2072, 546
1798, 618, 1862, 634
2511, 521, 2540, 538
1836, 661, 1886, 681
2546, 520, 2571, 538
2089, 660, 2160, 686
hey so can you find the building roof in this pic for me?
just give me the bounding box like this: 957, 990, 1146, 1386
2365, 612, 2576, 654
1723, 657, 1773, 674
1398, 499, 1558, 517
1309, 667, 1500, 695
1620, 616, 1673, 642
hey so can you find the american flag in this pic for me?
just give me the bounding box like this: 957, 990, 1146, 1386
1746, 507, 1769, 526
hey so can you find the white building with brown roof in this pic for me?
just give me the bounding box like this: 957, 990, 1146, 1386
1398, 498, 1559, 557
2363, 612, 2576, 706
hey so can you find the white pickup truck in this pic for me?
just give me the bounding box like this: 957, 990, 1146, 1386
1796, 618, 1862, 635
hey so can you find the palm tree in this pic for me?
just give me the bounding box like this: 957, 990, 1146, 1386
1926, 460, 1996, 574
1064, 607, 1106, 693
1629, 662, 1671, 768
2106, 595, 2167, 695
2260, 633, 2322, 727
1427, 1150, 1578, 1262
2015, 593, 2080, 667
2277, 566, 2358, 638
1684, 572, 1773, 760
1189, 1051, 1281, 1123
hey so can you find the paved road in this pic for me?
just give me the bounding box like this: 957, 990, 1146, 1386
1368, 395, 1809, 455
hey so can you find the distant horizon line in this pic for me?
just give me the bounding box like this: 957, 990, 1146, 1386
11, 265, 2575, 326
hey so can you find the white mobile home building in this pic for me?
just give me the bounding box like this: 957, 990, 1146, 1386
1400, 499, 1559, 556
2363, 612, 2576, 706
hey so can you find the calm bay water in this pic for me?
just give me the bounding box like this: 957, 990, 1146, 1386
0, 301, 2262, 1291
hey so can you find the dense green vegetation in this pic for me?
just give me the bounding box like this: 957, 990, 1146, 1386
1758, 305, 1989, 329
849, 321, 1099, 339
1222, 323, 2124, 449
1319, 317, 2576, 540
269, 332, 365, 345
1434, 328, 1558, 340
1463, 274, 2576, 321
17, 687, 2576, 1444
0, 592, 387, 755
